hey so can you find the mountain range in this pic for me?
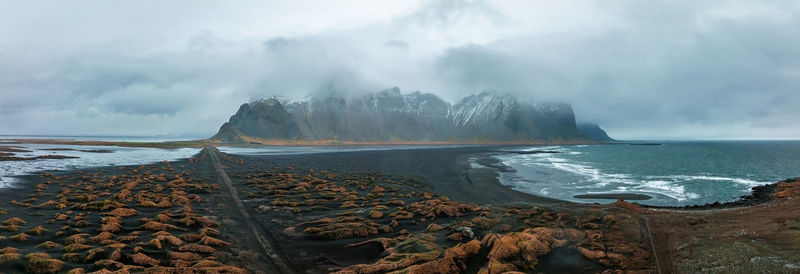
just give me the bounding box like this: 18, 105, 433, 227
211, 87, 613, 144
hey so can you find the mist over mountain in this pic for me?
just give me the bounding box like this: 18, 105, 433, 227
212, 87, 600, 143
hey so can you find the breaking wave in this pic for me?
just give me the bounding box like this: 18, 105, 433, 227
491, 144, 783, 206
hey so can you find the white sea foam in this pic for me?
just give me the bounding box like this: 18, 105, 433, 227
637, 180, 690, 201
685, 175, 769, 186
519, 146, 562, 152
646, 175, 770, 186
492, 146, 756, 204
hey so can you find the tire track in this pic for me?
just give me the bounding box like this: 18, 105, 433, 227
640, 217, 664, 274
207, 146, 296, 273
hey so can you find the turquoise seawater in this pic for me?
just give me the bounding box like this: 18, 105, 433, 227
494, 141, 800, 206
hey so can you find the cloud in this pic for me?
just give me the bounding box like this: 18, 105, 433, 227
0, 0, 798, 139
427, 2, 800, 139
384, 40, 409, 50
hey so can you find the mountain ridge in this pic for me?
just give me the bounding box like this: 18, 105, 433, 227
212, 88, 602, 144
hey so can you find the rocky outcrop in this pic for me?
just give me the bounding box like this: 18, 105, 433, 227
577, 123, 615, 142
212, 98, 301, 141
213, 88, 593, 143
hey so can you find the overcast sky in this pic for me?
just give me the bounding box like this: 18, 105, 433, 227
1, 0, 798, 140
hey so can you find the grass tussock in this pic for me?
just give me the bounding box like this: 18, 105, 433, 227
2, 217, 26, 226
178, 243, 216, 254
108, 249, 122, 261
99, 222, 122, 233
93, 259, 124, 269
106, 208, 138, 218
167, 251, 203, 261
153, 232, 184, 246
66, 268, 85, 274
0, 247, 20, 254
129, 252, 160, 267
105, 243, 127, 249
193, 260, 222, 267
36, 241, 61, 249
63, 243, 92, 252
0, 253, 21, 265
27, 225, 48, 235
142, 221, 183, 231
64, 233, 89, 245
61, 252, 82, 263
0, 224, 21, 232
90, 232, 115, 243
147, 238, 163, 249
199, 236, 230, 247
25, 253, 64, 274
11, 232, 30, 242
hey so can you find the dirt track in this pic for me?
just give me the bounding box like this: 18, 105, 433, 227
208, 146, 296, 273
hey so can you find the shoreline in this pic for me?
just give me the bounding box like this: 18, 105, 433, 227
3, 140, 788, 209
5, 137, 602, 149
640, 180, 785, 210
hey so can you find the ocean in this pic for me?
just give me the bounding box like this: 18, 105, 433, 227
491, 141, 800, 206
0, 140, 200, 187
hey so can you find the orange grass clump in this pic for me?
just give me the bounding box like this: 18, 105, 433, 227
85, 248, 105, 261
25, 252, 64, 274
63, 244, 92, 253
155, 199, 173, 208
53, 213, 69, 221
0, 247, 20, 254
28, 225, 48, 235
142, 221, 183, 231
154, 213, 171, 223
199, 236, 230, 247
178, 244, 216, 254
1, 224, 21, 231
369, 211, 384, 219
90, 232, 115, 243
200, 227, 220, 236
194, 266, 247, 274
64, 233, 89, 245
129, 252, 160, 267
66, 268, 86, 274
108, 249, 122, 261
153, 231, 184, 246
0, 253, 21, 265
2, 217, 26, 226
94, 259, 124, 269
36, 241, 61, 249
119, 234, 139, 243
147, 238, 163, 249
180, 233, 203, 243
106, 208, 138, 218
193, 260, 222, 267
168, 251, 203, 261
11, 232, 30, 242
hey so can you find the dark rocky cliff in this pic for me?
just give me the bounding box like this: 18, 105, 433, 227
577, 123, 615, 142
212, 88, 592, 143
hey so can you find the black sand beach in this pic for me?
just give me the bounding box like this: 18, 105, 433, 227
1, 144, 797, 273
